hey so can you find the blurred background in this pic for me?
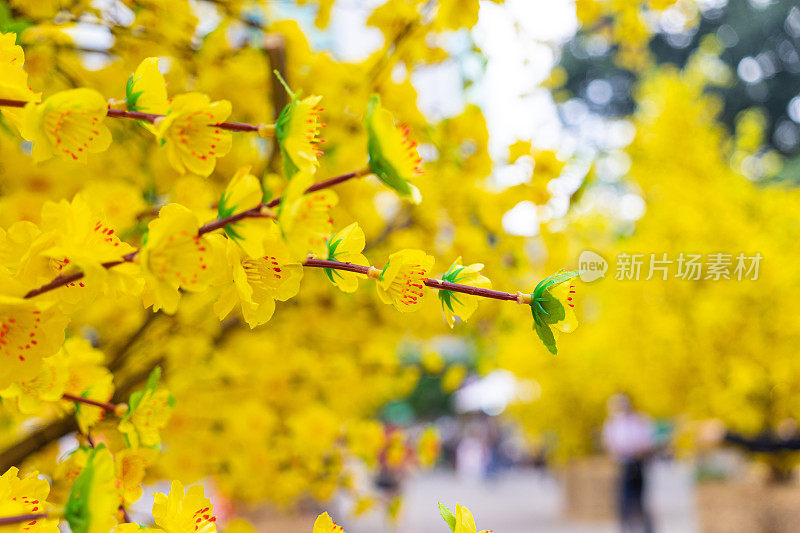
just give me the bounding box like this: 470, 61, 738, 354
4, 0, 800, 531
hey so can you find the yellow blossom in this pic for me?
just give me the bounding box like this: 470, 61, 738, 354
439, 502, 491, 533
140, 204, 220, 314
278, 171, 337, 260
364, 94, 423, 203
438, 257, 491, 327
126, 57, 168, 115
323, 223, 369, 293
118, 367, 175, 449
216, 166, 270, 258
0, 293, 68, 390
213, 226, 303, 328
20, 89, 111, 163
0, 467, 59, 533
0, 32, 40, 130
312, 512, 345, 533
155, 93, 232, 176
116, 448, 157, 506
275, 89, 324, 177
0, 352, 67, 413
152, 480, 217, 533
376, 249, 434, 312
60, 337, 115, 434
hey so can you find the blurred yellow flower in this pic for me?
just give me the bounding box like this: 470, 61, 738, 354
0, 467, 59, 533
0, 32, 40, 130
64, 444, 119, 533
20, 89, 111, 163
118, 367, 175, 449
278, 171, 337, 260
312, 512, 344, 533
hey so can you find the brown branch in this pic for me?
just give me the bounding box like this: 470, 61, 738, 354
61, 393, 117, 412
0, 514, 50, 526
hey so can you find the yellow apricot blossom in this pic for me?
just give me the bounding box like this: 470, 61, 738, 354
126, 57, 168, 115
0, 352, 67, 413
0, 467, 59, 533
217, 166, 271, 258
323, 223, 369, 293
0, 32, 40, 130
0, 293, 68, 390
364, 94, 423, 203
155, 93, 232, 176
115, 448, 158, 506
275, 88, 324, 177
20, 89, 111, 163
438, 257, 491, 327
152, 480, 217, 533
277, 171, 337, 260
60, 337, 115, 434
312, 512, 345, 533
140, 204, 220, 314
376, 249, 434, 312
213, 226, 303, 328
118, 368, 175, 449
439, 502, 492, 533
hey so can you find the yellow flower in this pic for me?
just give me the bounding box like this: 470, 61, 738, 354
64, 444, 119, 533
438, 257, 491, 327
152, 480, 217, 533
155, 93, 232, 176
0, 352, 67, 413
0, 294, 68, 390
217, 166, 270, 258
140, 204, 220, 314
278, 171, 338, 260
115, 448, 157, 506
312, 512, 345, 533
60, 338, 115, 434
417, 427, 440, 468
0, 467, 59, 533
530, 271, 580, 355
213, 225, 303, 328
275, 86, 324, 177
118, 367, 174, 449
376, 249, 434, 312
364, 94, 423, 203
20, 88, 111, 163
126, 57, 168, 115
0, 32, 41, 130
323, 223, 369, 293
439, 502, 491, 533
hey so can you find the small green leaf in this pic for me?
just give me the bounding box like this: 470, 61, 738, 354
438, 502, 456, 532
532, 309, 558, 355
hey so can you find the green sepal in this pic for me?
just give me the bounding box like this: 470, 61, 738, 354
531, 308, 558, 355
125, 74, 144, 112
275, 97, 301, 179
437, 289, 462, 313
123, 367, 161, 423
537, 290, 565, 325
438, 502, 456, 532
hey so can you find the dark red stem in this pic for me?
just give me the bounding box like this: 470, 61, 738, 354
0, 514, 49, 526
0, 99, 262, 132
61, 393, 117, 412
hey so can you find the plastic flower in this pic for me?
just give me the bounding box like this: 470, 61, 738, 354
439, 502, 492, 533
152, 480, 217, 533
529, 270, 580, 355
277, 171, 337, 260
118, 367, 175, 449
323, 223, 369, 293
0, 32, 41, 130
20, 88, 111, 163
213, 225, 303, 328
312, 512, 345, 533
438, 257, 491, 327
65, 444, 120, 533
126, 57, 168, 114
140, 204, 220, 314
275, 78, 324, 177
217, 166, 270, 257
0, 467, 59, 533
364, 94, 423, 203
376, 249, 434, 312
155, 93, 232, 176
0, 294, 68, 390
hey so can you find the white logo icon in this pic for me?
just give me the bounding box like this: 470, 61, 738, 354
578, 250, 607, 282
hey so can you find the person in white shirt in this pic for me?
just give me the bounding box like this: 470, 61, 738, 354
602, 393, 656, 533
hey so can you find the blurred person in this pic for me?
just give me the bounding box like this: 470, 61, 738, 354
602, 393, 656, 533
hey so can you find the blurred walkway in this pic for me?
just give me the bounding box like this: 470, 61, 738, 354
341, 461, 696, 533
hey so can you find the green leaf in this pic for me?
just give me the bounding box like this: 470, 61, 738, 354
531, 309, 558, 355
438, 502, 456, 532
